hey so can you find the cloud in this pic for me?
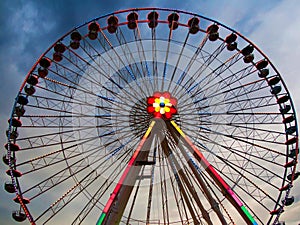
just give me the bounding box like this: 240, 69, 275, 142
247, 0, 300, 114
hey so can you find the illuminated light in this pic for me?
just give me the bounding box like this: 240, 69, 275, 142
147, 97, 155, 104
227, 189, 243, 207
96, 213, 106, 225
147, 106, 155, 113
147, 92, 177, 120
171, 120, 185, 137
145, 120, 155, 137
207, 165, 230, 190
241, 206, 258, 225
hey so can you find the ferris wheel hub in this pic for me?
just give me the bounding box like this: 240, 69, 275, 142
146, 91, 177, 120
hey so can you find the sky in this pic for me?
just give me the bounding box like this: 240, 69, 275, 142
0, 0, 300, 224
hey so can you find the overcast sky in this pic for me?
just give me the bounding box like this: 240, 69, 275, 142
1, 0, 300, 224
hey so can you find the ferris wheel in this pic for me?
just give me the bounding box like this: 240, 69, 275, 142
3, 7, 299, 225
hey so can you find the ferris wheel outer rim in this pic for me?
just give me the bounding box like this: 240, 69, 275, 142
5, 7, 298, 225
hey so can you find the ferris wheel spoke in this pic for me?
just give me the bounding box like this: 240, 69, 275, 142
166, 122, 228, 224
172, 28, 210, 95
19, 152, 81, 176
180, 104, 284, 121
169, 120, 258, 225
167, 32, 190, 91
116, 27, 149, 83
182, 114, 284, 129
49, 141, 136, 225
134, 26, 154, 91
171, 129, 247, 224
174, 41, 228, 97
196, 135, 280, 194
15, 127, 98, 151
187, 58, 254, 99
70, 172, 120, 225
204, 121, 286, 137
97, 120, 155, 225
18, 134, 96, 152
22, 162, 89, 199
125, 166, 146, 224
202, 172, 237, 224
206, 161, 274, 224
22, 133, 137, 197
47, 57, 130, 104
145, 142, 158, 224
57, 49, 109, 87
15, 124, 133, 153
171, 143, 218, 224
39, 78, 76, 97
162, 140, 174, 224
176, 124, 287, 171
114, 29, 141, 81
209, 43, 248, 95
26, 93, 123, 115
67, 45, 145, 104
19, 112, 135, 127
35, 170, 98, 224
33, 140, 139, 223
201, 136, 285, 168
213, 152, 279, 204
45, 62, 83, 89
203, 81, 268, 111
182, 94, 278, 116
151, 27, 160, 91
184, 127, 286, 178
179, 76, 267, 113
17, 131, 133, 177
22, 150, 98, 196
188, 75, 266, 108
192, 119, 285, 151
184, 118, 285, 145
199, 171, 237, 224
186, 140, 283, 209
156, 145, 166, 224
164, 152, 189, 223
200, 169, 266, 225
186, 70, 262, 113
161, 129, 218, 224
181, 111, 284, 117
160, 26, 173, 92
200, 127, 285, 146
113, 29, 152, 97
32, 91, 86, 112
176, 51, 243, 102
97, 29, 151, 98
36, 79, 127, 110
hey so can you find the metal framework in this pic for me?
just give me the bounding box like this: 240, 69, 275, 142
3, 7, 298, 225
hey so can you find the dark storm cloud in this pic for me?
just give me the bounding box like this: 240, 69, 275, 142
0, 0, 130, 121
0, 0, 127, 71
